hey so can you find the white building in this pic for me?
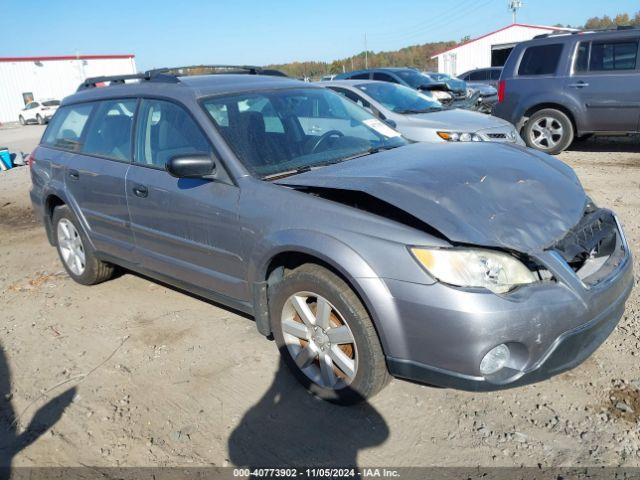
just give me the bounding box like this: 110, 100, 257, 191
431, 23, 576, 76
0, 54, 137, 123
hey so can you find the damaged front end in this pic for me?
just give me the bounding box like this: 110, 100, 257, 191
549, 205, 629, 288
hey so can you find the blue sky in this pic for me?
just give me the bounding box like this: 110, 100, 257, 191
3, 0, 639, 70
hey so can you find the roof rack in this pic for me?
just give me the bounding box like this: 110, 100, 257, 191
77, 64, 287, 91
534, 24, 639, 39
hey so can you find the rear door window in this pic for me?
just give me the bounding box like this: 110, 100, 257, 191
82, 99, 136, 161
490, 69, 502, 80
518, 44, 563, 75
42, 103, 94, 151
350, 72, 370, 80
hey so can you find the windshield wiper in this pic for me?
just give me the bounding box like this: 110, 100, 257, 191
263, 165, 312, 181
397, 107, 441, 114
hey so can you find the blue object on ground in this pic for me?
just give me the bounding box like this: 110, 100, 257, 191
0, 147, 12, 169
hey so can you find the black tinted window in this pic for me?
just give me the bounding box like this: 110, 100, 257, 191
83, 99, 136, 161
518, 44, 563, 75
135, 99, 211, 168
42, 104, 93, 151
350, 72, 370, 80
373, 72, 399, 83
490, 69, 502, 80
575, 42, 590, 72
469, 70, 488, 81
590, 41, 638, 71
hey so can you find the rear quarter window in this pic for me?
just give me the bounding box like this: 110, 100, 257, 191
42, 104, 94, 151
518, 44, 563, 76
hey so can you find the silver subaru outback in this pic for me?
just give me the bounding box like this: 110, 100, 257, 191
29, 67, 634, 404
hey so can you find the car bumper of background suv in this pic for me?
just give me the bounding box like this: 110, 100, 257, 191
373, 218, 634, 391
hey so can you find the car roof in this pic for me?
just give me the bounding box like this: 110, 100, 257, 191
519, 27, 640, 47
62, 74, 312, 106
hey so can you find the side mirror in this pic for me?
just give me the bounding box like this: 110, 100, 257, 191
166, 154, 216, 179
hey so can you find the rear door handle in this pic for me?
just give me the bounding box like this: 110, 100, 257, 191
132, 184, 148, 198
568, 82, 589, 88
68, 169, 79, 180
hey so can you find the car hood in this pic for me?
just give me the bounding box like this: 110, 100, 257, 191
405, 108, 512, 132
277, 142, 586, 253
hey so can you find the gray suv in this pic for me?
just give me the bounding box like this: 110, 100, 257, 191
30, 66, 633, 404
493, 27, 640, 154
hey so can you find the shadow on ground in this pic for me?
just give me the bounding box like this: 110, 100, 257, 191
0, 343, 75, 476
228, 359, 389, 469
567, 136, 640, 153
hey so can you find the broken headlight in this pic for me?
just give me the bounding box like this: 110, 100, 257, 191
410, 247, 538, 294
436, 131, 483, 142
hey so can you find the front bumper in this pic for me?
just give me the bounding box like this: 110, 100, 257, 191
369, 223, 634, 391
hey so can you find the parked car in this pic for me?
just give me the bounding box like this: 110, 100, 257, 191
466, 82, 498, 113
335, 68, 453, 103
459, 67, 503, 88
422, 71, 467, 100
323, 80, 522, 144
30, 66, 633, 404
18, 99, 60, 125
493, 27, 640, 154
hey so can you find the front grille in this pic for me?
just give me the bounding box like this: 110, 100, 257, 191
551, 208, 624, 286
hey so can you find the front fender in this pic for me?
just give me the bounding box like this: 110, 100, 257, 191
248, 229, 398, 352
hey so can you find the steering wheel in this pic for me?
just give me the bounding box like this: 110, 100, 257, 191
310, 130, 344, 154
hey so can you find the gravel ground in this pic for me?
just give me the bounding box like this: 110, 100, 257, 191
0, 126, 638, 469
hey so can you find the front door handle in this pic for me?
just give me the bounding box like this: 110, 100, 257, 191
68, 169, 79, 180
568, 81, 589, 88
132, 184, 148, 198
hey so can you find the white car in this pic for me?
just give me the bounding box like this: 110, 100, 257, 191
18, 99, 60, 125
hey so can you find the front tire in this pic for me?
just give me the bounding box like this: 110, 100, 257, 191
19, 116, 25, 126
36, 114, 44, 125
270, 264, 390, 404
52, 205, 114, 285
523, 108, 574, 154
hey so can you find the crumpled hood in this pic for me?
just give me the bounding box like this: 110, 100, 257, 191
407, 108, 512, 132
277, 142, 587, 253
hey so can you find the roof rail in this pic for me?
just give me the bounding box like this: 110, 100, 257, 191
77, 72, 180, 91
145, 65, 286, 77
77, 64, 288, 91
535, 25, 640, 39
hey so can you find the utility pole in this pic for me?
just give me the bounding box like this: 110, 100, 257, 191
508, 0, 523, 23
364, 33, 368, 69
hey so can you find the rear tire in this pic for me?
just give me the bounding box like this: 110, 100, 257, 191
523, 108, 574, 155
270, 264, 390, 405
52, 205, 114, 285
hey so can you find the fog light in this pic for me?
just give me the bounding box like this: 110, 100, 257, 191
480, 344, 510, 375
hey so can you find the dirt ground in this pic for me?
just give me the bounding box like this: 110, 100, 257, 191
0, 124, 639, 469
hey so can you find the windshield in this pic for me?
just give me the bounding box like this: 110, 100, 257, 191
395, 70, 435, 88
202, 88, 408, 178
356, 82, 442, 114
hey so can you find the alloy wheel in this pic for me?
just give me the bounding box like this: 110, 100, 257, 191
530, 116, 564, 149
280, 292, 358, 390
57, 218, 86, 275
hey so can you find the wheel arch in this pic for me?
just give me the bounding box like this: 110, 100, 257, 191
522, 102, 579, 136
250, 232, 392, 356
42, 191, 95, 250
